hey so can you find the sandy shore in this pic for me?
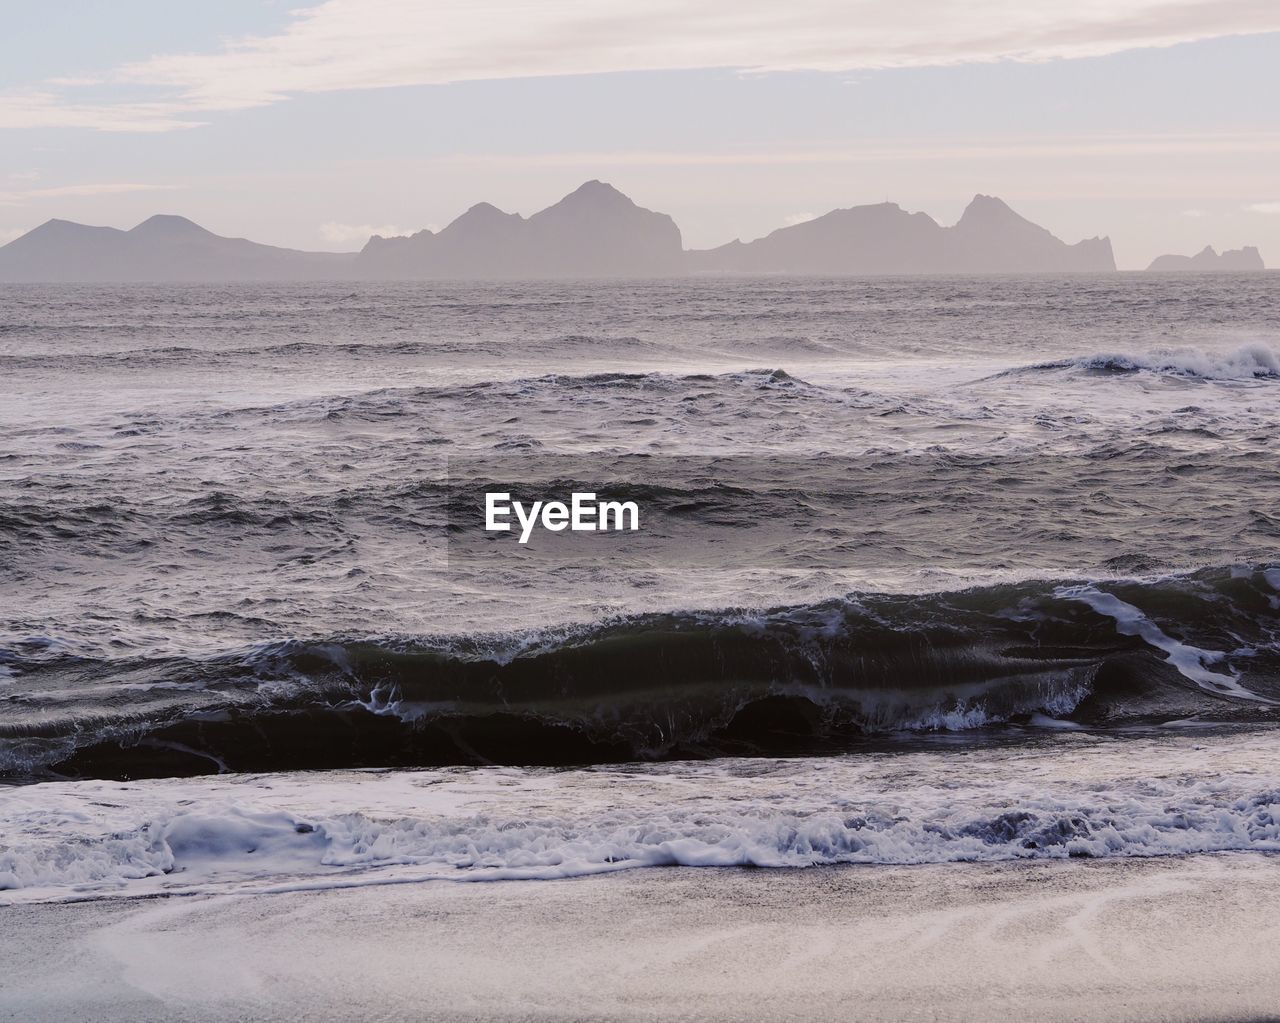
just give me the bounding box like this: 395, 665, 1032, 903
3, 854, 1279, 1022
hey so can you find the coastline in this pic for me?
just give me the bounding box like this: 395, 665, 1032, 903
4, 854, 1278, 1022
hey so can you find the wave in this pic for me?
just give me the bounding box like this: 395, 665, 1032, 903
0, 334, 685, 370
8, 441, 1279, 562
3, 565, 1278, 780
998, 343, 1280, 382
236, 366, 840, 422
4, 728, 1280, 901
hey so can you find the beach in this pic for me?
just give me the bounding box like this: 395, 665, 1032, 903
4, 854, 1278, 1021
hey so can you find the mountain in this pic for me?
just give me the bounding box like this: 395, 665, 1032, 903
357, 180, 684, 278
0, 186, 1121, 281
0, 183, 683, 282
687, 203, 950, 274
1146, 245, 1265, 271
527, 180, 684, 276
687, 195, 1115, 274
948, 195, 1115, 272
0, 214, 356, 282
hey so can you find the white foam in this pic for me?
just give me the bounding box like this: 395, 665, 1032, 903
1066, 343, 1280, 380
1056, 584, 1269, 701
4, 729, 1280, 904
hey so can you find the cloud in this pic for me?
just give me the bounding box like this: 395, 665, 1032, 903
1181, 208, 1208, 217
782, 212, 817, 226
0, 226, 28, 244
0, 182, 180, 207
1245, 201, 1280, 214
46, 76, 107, 87
402, 132, 1280, 168
4, 0, 1280, 132
0, 90, 204, 133
319, 221, 413, 243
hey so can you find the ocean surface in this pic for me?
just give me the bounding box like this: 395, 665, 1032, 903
2, 274, 1279, 900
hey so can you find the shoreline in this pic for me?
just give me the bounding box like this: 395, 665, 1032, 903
3, 854, 1279, 1021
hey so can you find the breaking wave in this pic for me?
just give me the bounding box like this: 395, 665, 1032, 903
1003, 343, 1280, 381
3, 565, 1278, 780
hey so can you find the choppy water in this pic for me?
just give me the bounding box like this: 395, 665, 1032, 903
2, 275, 1279, 784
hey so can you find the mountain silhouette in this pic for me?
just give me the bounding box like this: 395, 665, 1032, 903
949, 195, 1114, 272
358, 180, 683, 278
688, 195, 1114, 273
1146, 245, 1265, 271
0, 184, 1121, 281
688, 203, 949, 274
0, 214, 355, 282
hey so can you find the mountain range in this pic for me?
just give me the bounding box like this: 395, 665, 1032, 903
0, 214, 356, 282
358, 180, 682, 279
0, 180, 1255, 281
687, 194, 1113, 274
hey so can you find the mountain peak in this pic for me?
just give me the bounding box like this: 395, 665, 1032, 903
457, 201, 516, 220
441, 201, 524, 238
129, 214, 214, 238
558, 180, 633, 207
0, 218, 125, 252
958, 194, 1021, 224
30, 218, 104, 234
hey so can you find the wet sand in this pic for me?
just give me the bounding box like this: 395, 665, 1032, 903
3, 854, 1279, 1022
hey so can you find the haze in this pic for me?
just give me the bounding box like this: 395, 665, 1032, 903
2, 0, 1279, 269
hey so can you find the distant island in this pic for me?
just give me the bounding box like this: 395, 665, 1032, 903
0, 181, 1124, 281
0, 214, 357, 283
360, 180, 682, 279
689, 194, 1114, 274
1146, 245, 1266, 271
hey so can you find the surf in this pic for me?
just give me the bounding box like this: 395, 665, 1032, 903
4, 564, 1278, 780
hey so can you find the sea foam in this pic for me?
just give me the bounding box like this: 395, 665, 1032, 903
1032, 343, 1280, 381
4, 728, 1280, 904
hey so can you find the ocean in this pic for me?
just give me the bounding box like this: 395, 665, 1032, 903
2, 273, 1279, 900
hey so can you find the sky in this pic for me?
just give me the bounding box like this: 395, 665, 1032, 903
1, 0, 1279, 268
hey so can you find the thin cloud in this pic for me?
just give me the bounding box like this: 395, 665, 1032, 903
408, 132, 1280, 168
0, 90, 204, 133
45, 76, 108, 87
0, 182, 180, 207
1245, 201, 1280, 214
3, 0, 1280, 131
